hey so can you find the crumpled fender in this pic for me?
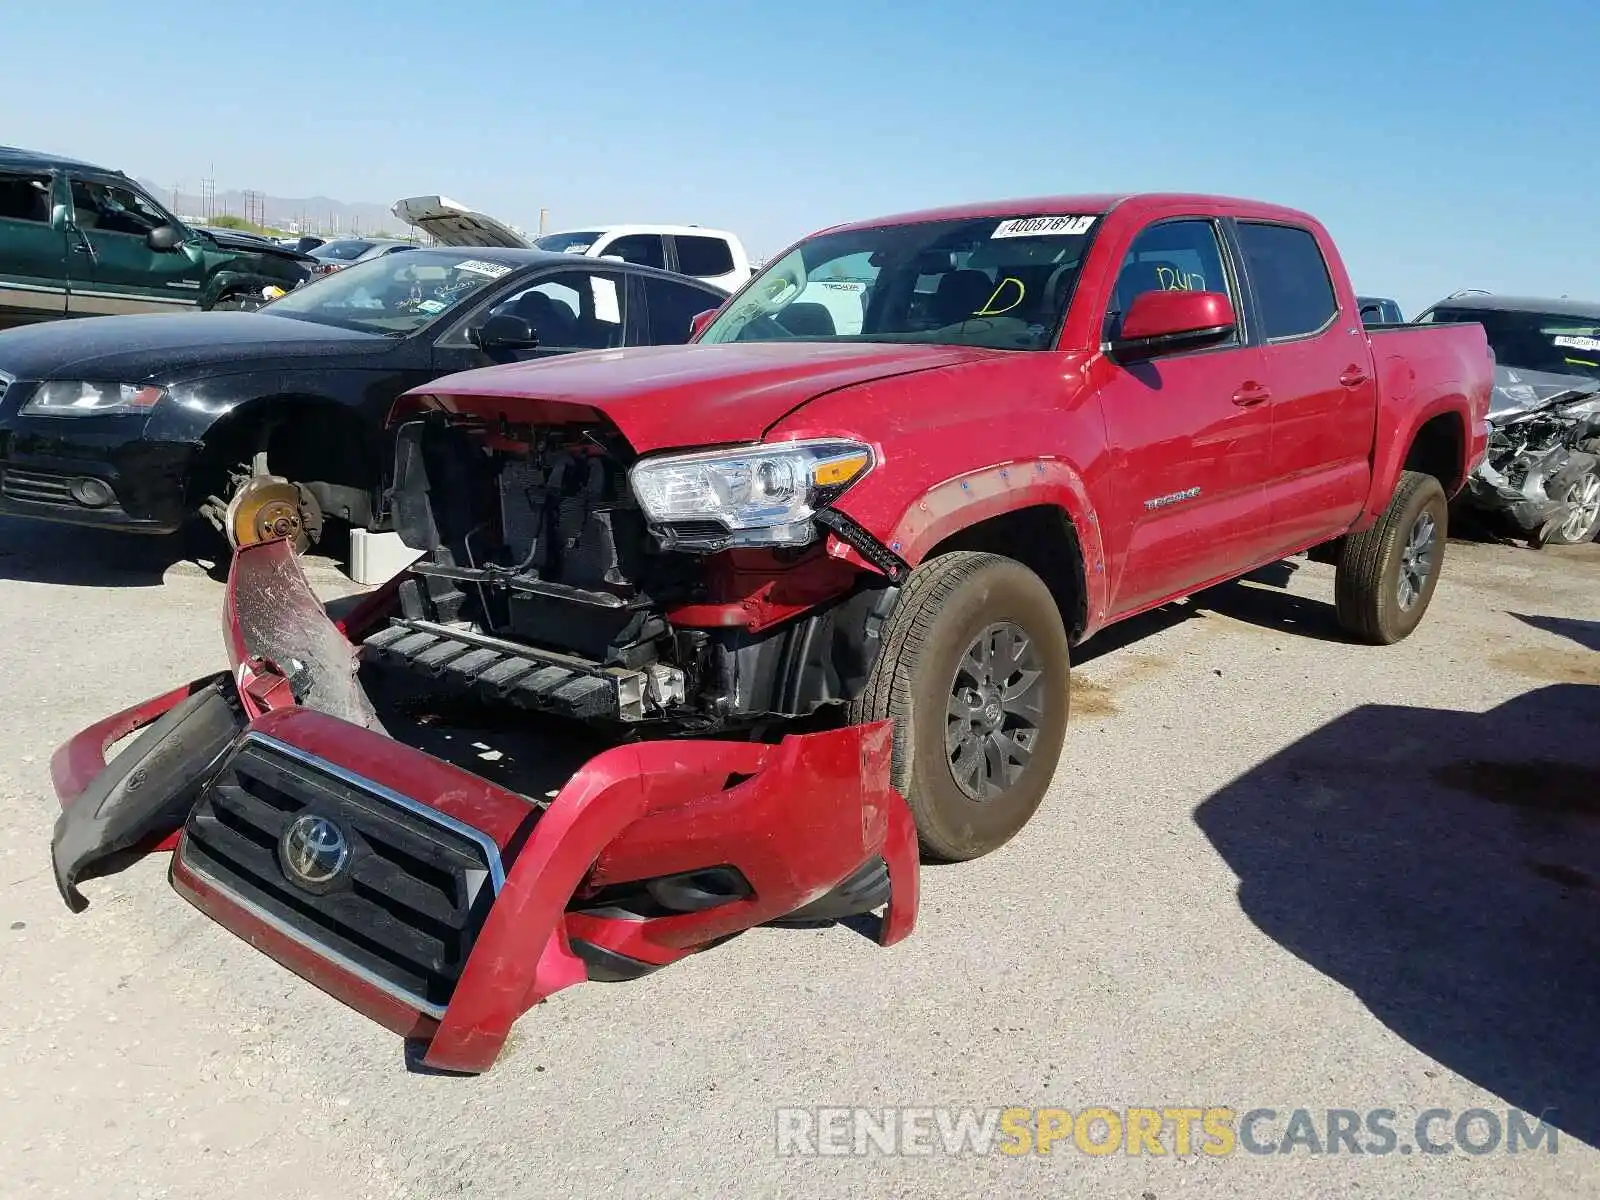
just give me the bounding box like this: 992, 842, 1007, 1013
420, 718, 917, 1074
224, 537, 387, 730
50, 674, 245, 911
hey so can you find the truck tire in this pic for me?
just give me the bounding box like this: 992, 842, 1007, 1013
1333, 469, 1448, 645
848, 551, 1070, 862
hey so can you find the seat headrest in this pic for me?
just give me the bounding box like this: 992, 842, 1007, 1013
780, 302, 836, 337
934, 270, 997, 324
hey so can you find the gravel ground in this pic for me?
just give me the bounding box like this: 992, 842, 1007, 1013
0, 517, 1596, 1200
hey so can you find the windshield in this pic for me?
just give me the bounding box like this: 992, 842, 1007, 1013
313, 239, 375, 261
698, 214, 1101, 350
261, 250, 517, 334
535, 231, 603, 254
1420, 305, 1600, 381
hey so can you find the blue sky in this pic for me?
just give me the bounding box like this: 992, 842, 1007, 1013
7, 0, 1596, 315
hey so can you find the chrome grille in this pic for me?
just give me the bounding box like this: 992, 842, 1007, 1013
178, 733, 504, 1016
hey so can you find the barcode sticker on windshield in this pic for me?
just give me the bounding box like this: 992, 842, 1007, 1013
991, 215, 1096, 239
457, 259, 512, 278
1553, 334, 1600, 352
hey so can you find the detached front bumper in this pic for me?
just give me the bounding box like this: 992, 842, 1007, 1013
50, 543, 918, 1075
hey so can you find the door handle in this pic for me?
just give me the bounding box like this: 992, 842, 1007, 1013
1339, 366, 1369, 387
1231, 383, 1271, 407
71, 242, 93, 254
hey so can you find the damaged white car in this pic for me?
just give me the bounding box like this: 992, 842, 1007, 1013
1417, 294, 1600, 546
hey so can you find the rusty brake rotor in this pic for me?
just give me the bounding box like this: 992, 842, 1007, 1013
222, 475, 318, 554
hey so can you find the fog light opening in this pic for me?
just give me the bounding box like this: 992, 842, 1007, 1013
68, 477, 115, 508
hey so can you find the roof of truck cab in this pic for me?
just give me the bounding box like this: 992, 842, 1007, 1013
816, 192, 1319, 235
0, 145, 113, 173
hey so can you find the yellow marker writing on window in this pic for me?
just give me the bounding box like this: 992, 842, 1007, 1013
976, 277, 1026, 317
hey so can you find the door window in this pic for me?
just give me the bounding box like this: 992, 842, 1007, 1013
644, 277, 719, 343
1105, 218, 1236, 342
1234, 222, 1338, 341
673, 235, 735, 277
600, 234, 666, 270
69, 178, 170, 237
489, 270, 627, 350
0, 172, 52, 224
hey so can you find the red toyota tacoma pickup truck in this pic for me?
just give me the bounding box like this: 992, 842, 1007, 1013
49, 192, 1492, 1073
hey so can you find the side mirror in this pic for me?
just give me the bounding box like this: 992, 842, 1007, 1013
1109, 290, 1235, 361
689, 308, 719, 340
470, 312, 540, 351
146, 225, 183, 252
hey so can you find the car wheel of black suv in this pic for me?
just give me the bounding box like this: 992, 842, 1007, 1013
1334, 469, 1448, 645
848, 550, 1070, 862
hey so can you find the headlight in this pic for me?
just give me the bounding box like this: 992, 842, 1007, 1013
629, 438, 874, 549
20, 381, 165, 417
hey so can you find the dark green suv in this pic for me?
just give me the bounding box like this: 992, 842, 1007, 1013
0, 145, 314, 329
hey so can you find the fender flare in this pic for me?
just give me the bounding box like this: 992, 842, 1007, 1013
875, 457, 1111, 632
1359, 397, 1473, 527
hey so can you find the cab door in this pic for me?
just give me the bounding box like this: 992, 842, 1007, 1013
64, 174, 204, 315
1094, 216, 1278, 615
1230, 220, 1378, 551
0, 167, 68, 320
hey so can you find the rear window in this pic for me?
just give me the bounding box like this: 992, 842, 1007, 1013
674, 234, 736, 277
645, 276, 719, 343
1235, 222, 1338, 340
316, 240, 374, 260
0, 171, 51, 223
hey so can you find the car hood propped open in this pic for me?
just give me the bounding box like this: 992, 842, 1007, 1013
391, 196, 532, 248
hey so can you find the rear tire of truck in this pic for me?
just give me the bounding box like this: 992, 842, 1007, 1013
1333, 469, 1448, 645
848, 551, 1070, 863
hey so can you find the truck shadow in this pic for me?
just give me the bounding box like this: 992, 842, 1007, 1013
1193, 680, 1600, 1148
1510, 612, 1600, 653
1076, 559, 1345, 663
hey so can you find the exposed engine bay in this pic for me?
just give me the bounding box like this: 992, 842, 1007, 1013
1462, 366, 1600, 544
366, 413, 897, 731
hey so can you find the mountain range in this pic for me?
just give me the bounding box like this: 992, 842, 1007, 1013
135, 179, 412, 238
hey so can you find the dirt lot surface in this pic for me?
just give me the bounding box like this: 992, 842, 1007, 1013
1, 518, 1596, 1199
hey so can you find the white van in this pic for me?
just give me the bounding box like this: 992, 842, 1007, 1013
392, 197, 754, 293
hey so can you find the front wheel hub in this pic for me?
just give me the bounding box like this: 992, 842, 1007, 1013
223, 476, 315, 554
945, 621, 1045, 802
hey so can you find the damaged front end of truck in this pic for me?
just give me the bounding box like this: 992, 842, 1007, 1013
48, 389, 923, 1073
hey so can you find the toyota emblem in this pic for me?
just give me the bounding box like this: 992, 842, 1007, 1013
280, 815, 350, 887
